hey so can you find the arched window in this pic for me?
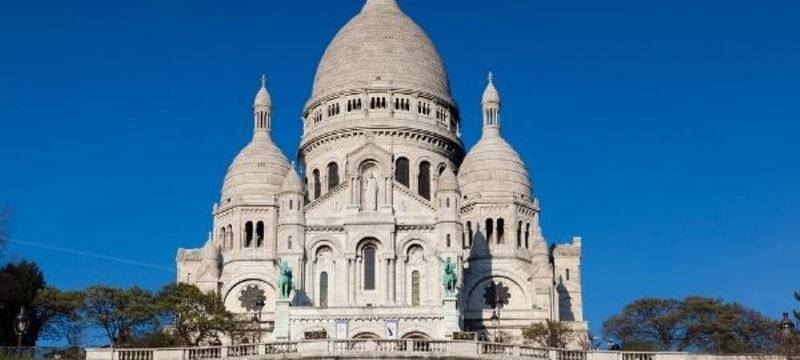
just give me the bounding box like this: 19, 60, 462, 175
289, 199, 293, 210
446, 234, 451, 248
411, 270, 420, 307
319, 272, 329, 308
396, 157, 409, 187
219, 227, 225, 248
287, 236, 292, 250
517, 221, 523, 248
303, 177, 309, 204
256, 221, 264, 247
497, 218, 505, 244
327, 162, 339, 190
525, 223, 531, 249
467, 221, 473, 247
227, 225, 233, 249
485, 219, 493, 245
313, 169, 321, 200
244, 221, 253, 247
446, 197, 450, 208
363, 245, 376, 290
566, 269, 570, 281
418, 161, 431, 200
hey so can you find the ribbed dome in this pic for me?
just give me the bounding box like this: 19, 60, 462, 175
281, 166, 304, 193
254, 86, 271, 107
221, 132, 291, 203
482, 78, 500, 105
458, 132, 532, 199
436, 169, 459, 192
310, 0, 452, 102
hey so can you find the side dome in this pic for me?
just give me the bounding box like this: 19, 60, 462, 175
436, 168, 460, 192
458, 74, 531, 200
458, 135, 532, 200
310, 0, 452, 103
221, 133, 291, 203
281, 166, 304, 194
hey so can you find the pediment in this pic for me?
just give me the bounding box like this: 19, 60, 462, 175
346, 140, 393, 176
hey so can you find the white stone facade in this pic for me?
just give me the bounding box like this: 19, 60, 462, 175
177, 0, 586, 343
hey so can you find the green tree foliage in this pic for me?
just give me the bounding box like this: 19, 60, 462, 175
0, 260, 46, 346
156, 283, 234, 346
603, 296, 779, 354
82, 286, 159, 345
522, 320, 575, 348
34, 288, 85, 346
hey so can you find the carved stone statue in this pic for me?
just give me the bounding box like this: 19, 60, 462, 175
278, 260, 293, 299
442, 257, 458, 296
364, 172, 378, 211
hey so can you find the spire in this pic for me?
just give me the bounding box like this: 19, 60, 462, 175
253, 74, 272, 134
482, 71, 501, 135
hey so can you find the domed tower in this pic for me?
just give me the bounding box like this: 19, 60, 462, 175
212, 77, 291, 315
458, 74, 555, 337
299, 0, 464, 209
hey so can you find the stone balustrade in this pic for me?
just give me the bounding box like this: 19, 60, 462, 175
86, 340, 785, 360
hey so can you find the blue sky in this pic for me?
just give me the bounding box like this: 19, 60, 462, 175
1, 0, 798, 338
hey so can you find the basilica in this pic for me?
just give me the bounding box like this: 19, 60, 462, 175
177, 0, 585, 342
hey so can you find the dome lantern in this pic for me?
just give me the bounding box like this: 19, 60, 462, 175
482, 72, 501, 136
254, 74, 272, 133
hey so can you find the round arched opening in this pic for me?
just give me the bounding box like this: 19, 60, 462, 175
353, 332, 380, 339
401, 331, 430, 339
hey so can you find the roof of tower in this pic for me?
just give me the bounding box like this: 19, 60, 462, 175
436, 168, 460, 192
254, 75, 271, 107
458, 133, 532, 200
458, 77, 531, 200
281, 166, 304, 193
482, 72, 500, 104
221, 134, 291, 203
310, 0, 452, 103
221, 82, 290, 203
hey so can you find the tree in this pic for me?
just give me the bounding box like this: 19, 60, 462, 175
156, 283, 234, 346
523, 320, 575, 348
82, 286, 158, 345
34, 288, 85, 346
604, 296, 781, 354
0, 260, 46, 346
602, 298, 685, 351
795, 291, 799, 324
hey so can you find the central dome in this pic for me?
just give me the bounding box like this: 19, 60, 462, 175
310, 0, 452, 103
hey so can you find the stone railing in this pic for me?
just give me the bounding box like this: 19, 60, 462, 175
86, 341, 785, 360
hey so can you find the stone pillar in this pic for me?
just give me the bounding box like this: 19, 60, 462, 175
441, 295, 460, 338
273, 298, 290, 341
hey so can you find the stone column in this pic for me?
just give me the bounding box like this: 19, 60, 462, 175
273, 298, 290, 341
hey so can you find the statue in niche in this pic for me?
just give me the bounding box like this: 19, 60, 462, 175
363, 171, 379, 211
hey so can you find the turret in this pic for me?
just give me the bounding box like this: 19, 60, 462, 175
254, 75, 272, 133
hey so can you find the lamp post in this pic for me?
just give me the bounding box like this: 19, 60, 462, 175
14, 307, 30, 356
779, 312, 795, 348
489, 310, 500, 343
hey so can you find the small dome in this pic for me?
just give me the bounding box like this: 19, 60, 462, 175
221, 133, 291, 203
254, 76, 271, 107
281, 166, 304, 193
310, 0, 452, 103
458, 133, 531, 200
436, 169, 459, 192
482, 77, 500, 105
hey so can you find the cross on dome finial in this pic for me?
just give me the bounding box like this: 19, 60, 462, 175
261, 74, 267, 88
488, 71, 494, 84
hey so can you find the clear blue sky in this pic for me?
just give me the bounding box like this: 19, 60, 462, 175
1, 0, 798, 337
